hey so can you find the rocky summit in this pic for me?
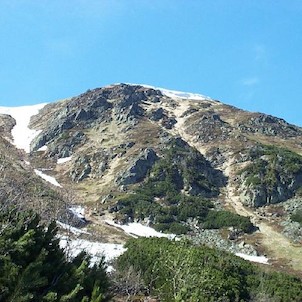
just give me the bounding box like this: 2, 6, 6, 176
1, 83, 302, 276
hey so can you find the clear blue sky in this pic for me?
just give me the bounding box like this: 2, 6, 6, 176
1, 1, 302, 125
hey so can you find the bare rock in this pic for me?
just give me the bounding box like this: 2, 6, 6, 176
116, 148, 159, 185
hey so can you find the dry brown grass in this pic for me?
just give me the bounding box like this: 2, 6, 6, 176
224, 191, 302, 276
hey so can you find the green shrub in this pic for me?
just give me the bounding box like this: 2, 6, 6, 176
291, 209, 302, 225
203, 210, 254, 233
117, 189, 254, 235
117, 237, 302, 302
166, 222, 190, 234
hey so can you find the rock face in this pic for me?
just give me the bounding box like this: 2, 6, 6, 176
140, 137, 227, 198
238, 145, 302, 207
30, 84, 163, 153
239, 180, 302, 208
187, 112, 232, 143
30, 96, 112, 152
238, 114, 301, 137
116, 148, 159, 185
149, 108, 165, 121
70, 155, 92, 182
0, 114, 15, 138
48, 131, 87, 158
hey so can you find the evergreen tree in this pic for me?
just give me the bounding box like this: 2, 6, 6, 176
0, 207, 109, 302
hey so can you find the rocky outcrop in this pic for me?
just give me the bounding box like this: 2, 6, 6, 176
205, 147, 227, 168
187, 112, 232, 143
237, 113, 302, 137
281, 219, 302, 244
30, 97, 111, 152
0, 114, 15, 137
161, 117, 177, 129
30, 84, 164, 153
239, 179, 302, 207
147, 137, 227, 198
70, 150, 109, 182
47, 131, 87, 158
149, 108, 165, 121
70, 155, 92, 182
113, 102, 143, 126
116, 148, 159, 185
189, 229, 258, 256
238, 145, 302, 207
69, 142, 137, 182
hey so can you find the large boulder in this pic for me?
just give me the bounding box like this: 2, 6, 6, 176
116, 148, 159, 185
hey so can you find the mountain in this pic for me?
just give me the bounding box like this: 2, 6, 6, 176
0, 83, 302, 278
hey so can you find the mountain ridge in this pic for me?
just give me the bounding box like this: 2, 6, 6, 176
0, 83, 301, 276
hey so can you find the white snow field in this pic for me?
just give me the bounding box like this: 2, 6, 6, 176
59, 236, 126, 269
57, 156, 72, 164
0, 103, 47, 153
34, 169, 62, 187
105, 220, 176, 239
235, 252, 269, 264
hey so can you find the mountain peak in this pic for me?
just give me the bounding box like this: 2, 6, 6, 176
1, 83, 302, 276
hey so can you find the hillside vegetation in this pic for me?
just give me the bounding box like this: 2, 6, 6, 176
117, 237, 302, 302
115, 139, 253, 234
1, 207, 301, 302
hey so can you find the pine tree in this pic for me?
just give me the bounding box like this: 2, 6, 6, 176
0, 206, 110, 302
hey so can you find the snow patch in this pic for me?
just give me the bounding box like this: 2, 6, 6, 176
57, 156, 72, 164
37, 145, 47, 151
123, 83, 211, 101
106, 220, 176, 239
69, 206, 85, 220
0, 103, 47, 153
59, 236, 126, 267
34, 169, 62, 187
160, 88, 210, 101
56, 221, 90, 235
236, 252, 269, 265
